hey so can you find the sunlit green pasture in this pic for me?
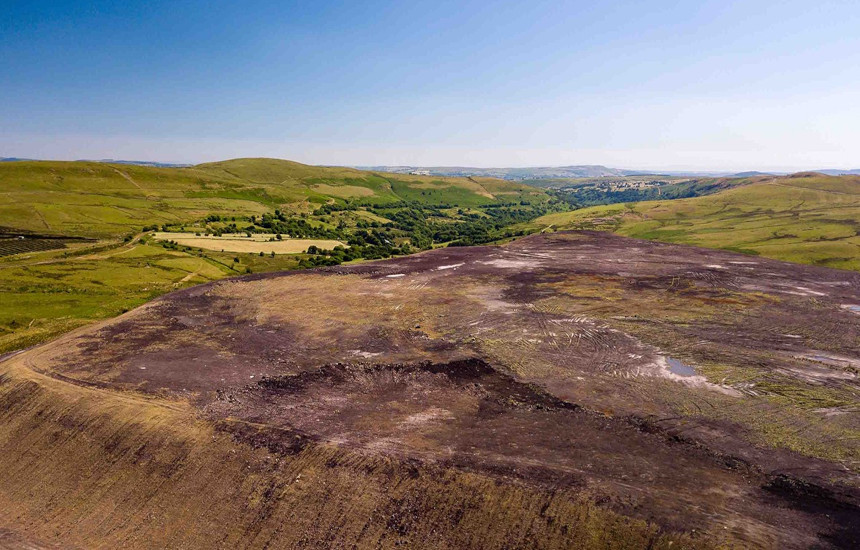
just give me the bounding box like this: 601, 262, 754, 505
530, 174, 860, 270
0, 240, 303, 353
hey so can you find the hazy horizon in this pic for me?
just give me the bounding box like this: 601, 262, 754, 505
2, 151, 856, 174
3, 1, 859, 170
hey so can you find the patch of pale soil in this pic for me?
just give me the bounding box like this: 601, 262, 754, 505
793, 286, 827, 297
813, 405, 860, 417
349, 350, 383, 359
645, 356, 742, 396
479, 258, 542, 269
468, 285, 519, 313
402, 407, 455, 426
178, 272, 198, 284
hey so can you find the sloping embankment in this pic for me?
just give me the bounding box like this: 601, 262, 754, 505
0, 359, 689, 549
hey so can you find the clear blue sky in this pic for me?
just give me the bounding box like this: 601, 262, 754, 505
2, 0, 859, 170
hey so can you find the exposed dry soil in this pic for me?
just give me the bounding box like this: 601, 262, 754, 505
2, 231, 859, 549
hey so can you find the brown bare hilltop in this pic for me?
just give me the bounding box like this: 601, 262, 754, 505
1, 231, 859, 549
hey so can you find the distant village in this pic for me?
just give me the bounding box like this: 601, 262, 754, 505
569, 178, 678, 192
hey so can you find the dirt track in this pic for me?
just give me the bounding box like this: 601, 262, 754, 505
4, 231, 860, 548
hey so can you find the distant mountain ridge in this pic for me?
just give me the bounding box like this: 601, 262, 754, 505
360, 166, 860, 180
78, 159, 193, 168
357, 165, 653, 179
730, 171, 776, 177
813, 169, 860, 176
2, 157, 191, 167
5, 156, 859, 178
358, 165, 801, 180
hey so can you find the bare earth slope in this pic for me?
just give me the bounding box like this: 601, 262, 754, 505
2, 232, 859, 548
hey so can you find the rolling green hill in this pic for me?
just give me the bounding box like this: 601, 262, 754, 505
1, 158, 545, 239
529, 173, 860, 271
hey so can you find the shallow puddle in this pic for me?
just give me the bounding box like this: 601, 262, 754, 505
805, 354, 851, 366
666, 357, 697, 377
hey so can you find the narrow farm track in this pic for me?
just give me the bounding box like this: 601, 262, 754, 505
110, 167, 156, 199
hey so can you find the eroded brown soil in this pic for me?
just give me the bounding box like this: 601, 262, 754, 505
7, 231, 860, 548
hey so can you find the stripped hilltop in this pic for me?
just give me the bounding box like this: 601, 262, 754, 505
1, 232, 858, 548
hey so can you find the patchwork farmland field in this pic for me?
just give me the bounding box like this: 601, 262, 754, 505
153, 232, 346, 254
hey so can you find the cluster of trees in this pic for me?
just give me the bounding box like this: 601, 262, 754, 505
297, 232, 415, 269
204, 214, 238, 223
313, 203, 355, 215
346, 229, 413, 259
254, 210, 343, 239
355, 201, 561, 250
439, 203, 557, 246
292, 200, 558, 268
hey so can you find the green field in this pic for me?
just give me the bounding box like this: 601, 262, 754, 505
529, 173, 860, 271
0, 158, 545, 238
0, 158, 556, 352
0, 236, 307, 353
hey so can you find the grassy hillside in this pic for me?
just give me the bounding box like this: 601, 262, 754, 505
0, 237, 305, 353
0, 158, 546, 239
549, 176, 753, 208
0, 158, 558, 352
530, 173, 860, 271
